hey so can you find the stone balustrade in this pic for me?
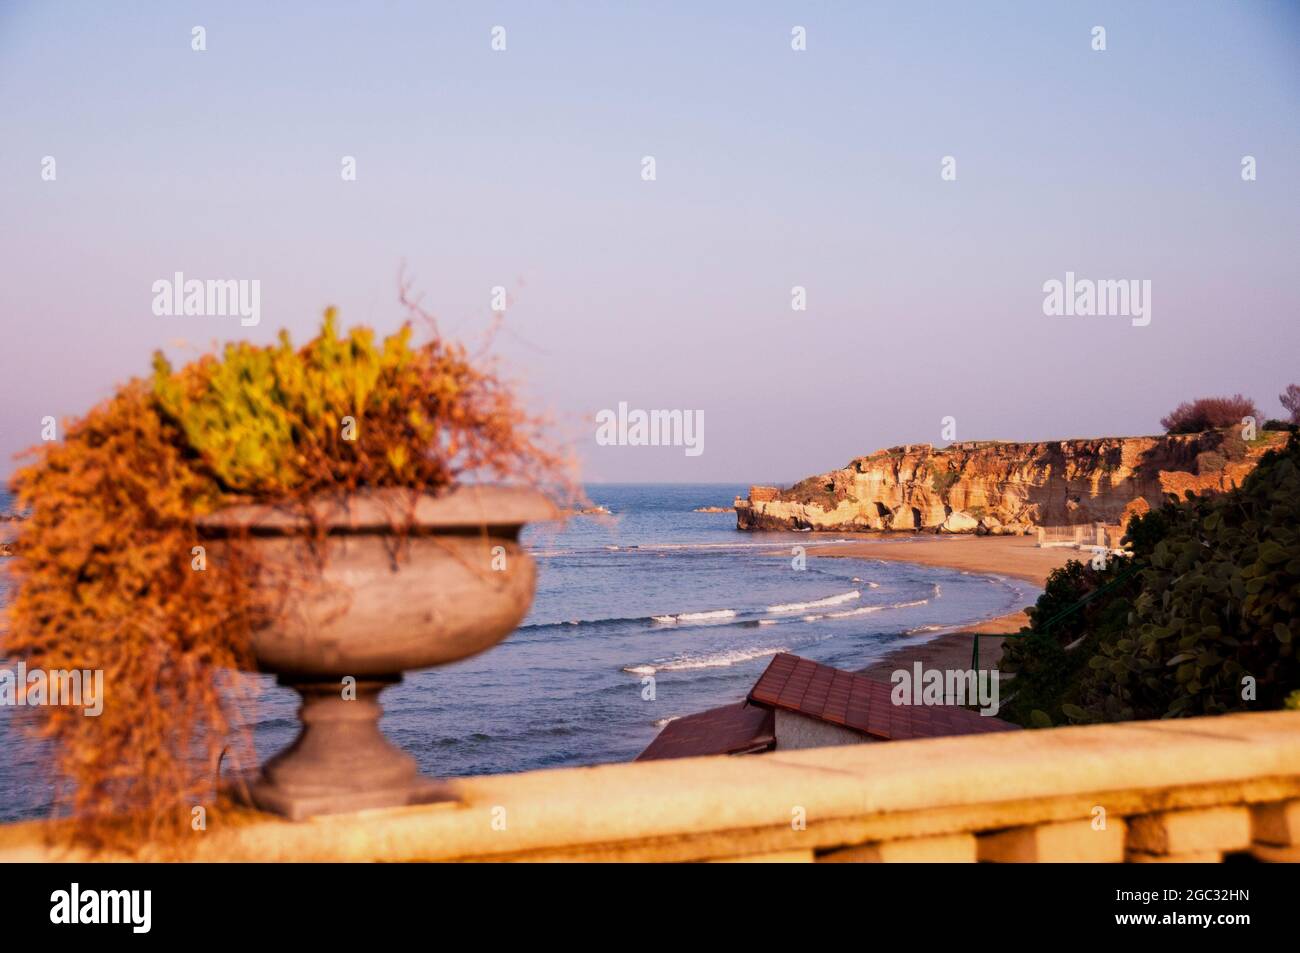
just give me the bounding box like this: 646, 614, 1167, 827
2, 710, 1298, 862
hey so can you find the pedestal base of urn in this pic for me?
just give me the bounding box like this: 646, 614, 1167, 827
239, 676, 455, 821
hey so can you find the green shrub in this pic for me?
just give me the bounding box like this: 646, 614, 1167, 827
1196, 451, 1226, 474
1217, 427, 1247, 461
999, 560, 1138, 726
1001, 434, 1300, 726
930, 468, 959, 498
784, 476, 842, 511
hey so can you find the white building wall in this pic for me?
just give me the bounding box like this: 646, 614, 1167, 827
774, 709, 873, 751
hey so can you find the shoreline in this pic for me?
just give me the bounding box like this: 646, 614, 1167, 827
804, 534, 1073, 587
801, 534, 1082, 677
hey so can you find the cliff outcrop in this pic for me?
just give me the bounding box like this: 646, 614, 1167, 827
735, 431, 1286, 534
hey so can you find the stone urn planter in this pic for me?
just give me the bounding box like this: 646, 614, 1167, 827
198, 485, 558, 820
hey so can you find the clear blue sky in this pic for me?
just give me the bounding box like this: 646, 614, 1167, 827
2, 1, 1297, 483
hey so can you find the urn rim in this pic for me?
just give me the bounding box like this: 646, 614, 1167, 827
196, 485, 560, 537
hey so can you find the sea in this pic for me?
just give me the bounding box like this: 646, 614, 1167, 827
0, 484, 1037, 822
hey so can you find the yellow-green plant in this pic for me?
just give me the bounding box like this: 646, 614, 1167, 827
2, 309, 565, 849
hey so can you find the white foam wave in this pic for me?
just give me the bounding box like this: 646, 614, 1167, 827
652, 608, 737, 624
766, 589, 860, 614
624, 645, 786, 675
905, 623, 965, 637
824, 605, 886, 619
799, 596, 930, 623
680, 609, 737, 622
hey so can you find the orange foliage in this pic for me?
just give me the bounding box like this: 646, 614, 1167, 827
2, 310, 569, 850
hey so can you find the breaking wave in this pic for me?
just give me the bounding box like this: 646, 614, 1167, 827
906, 623, 960, 636
622, 645, 787, 675
803, 596, 932, 622
652, 608, 737, 624
766, 589, 860, 614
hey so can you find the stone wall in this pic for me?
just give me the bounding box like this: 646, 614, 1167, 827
3, 710, 1297, 862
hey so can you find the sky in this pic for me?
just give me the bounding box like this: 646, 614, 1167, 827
1, 1, 1298, 484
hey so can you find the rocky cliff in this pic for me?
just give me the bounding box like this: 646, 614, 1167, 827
735, 431, 1285, 534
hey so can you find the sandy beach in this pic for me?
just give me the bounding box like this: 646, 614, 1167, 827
803, 535, 1083, 677
807, 534, 1075, 587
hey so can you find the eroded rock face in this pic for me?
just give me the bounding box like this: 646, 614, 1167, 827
734, 432, 1283, 534
941, 511, 980, 534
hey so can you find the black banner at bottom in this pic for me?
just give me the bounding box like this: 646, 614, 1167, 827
0, 859, 1276, 940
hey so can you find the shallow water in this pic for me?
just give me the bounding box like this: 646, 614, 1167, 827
0, 484, 1037, 821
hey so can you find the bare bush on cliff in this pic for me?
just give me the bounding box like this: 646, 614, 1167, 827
1281, 383, 1300, 425
1160, 394, 1261, 434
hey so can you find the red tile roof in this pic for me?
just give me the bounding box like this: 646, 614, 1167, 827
635, 701, 775, 761
747, 653, 1019, 741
